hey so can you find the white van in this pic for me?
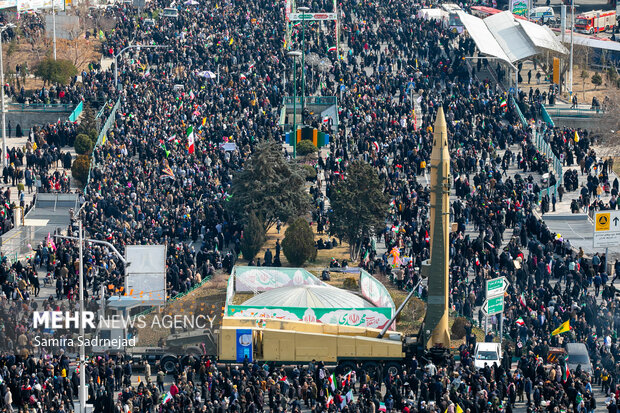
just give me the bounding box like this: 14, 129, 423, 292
474, 343, 502, 369
530, 7, 555, 24
162, 7, 179, 18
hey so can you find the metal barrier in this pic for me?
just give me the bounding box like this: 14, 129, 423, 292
95, 100, 110, 119
511, 97, 562, 199
543, 106, 603, 118
510, 96, 528, 128
533, 131, 563, 199
83, 96, 121, 193
68, 101, 83, 123
540, 104, 555, 128
95, 97, 120, 147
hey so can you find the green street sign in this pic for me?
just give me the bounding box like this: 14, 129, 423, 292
483, 295, 504, 316
486, 277, 508, 298
299, 13, 313, 19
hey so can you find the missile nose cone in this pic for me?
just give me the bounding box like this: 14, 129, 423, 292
432, 106, 449, 158
434, 106, 447, 131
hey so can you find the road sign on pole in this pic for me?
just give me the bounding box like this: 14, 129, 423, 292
482, 295, 504, 316
486, 277, 509, 298
593, 210, 620, 248
289, 12, 337, 20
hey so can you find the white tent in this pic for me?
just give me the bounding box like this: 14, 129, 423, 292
485, 12, 538, 62
457, 11, 510, 63
457, 10, 568, 64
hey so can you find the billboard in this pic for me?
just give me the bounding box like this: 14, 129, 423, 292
511, 0, 528, 17
125, 245, 167, 304
233, 266, 323, 293
17, 0, 63, 11
45, 14, 79, 39
0, 0, 16, 9
228, 305, 393, 330
360, 269, 396, 310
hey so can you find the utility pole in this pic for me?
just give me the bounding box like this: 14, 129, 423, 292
298, 6, 310, 114
54, 222, 130, 412
561, 5, 567, 43
569, 0, 574, 96
0, 25, 14, 168
78, 221, 85, 411
287, 50, 302, 159
52, 0, 57, 60
0, 30, 5, 169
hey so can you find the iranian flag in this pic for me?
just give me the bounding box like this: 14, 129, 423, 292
162, 391, 173, 404
563, 360, 570, 382
516, 317, 525, 326
186, 126, 195, 154
519, 293, 527, 307
327, 46, 337, 53
362, 250, 370, 263
328, 372, 336, 391
342, 371, 353, 386
500, 98, 507, 108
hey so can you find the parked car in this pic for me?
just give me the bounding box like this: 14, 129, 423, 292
566, 343, 593, 374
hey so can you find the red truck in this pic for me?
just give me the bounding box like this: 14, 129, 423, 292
574, 10, 616, 34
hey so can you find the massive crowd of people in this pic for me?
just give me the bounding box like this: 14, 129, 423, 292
0, 0, 615, 410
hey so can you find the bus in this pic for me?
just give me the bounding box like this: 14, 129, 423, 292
470, 6, 528, 20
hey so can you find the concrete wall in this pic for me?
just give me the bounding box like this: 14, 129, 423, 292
5, 109, 72, 133
551, 117, 602, 131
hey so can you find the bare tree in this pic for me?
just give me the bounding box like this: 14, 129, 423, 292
58, 23, 96, 71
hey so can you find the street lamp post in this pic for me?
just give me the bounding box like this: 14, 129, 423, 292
55, 224, 130, 412
114, 44, 168, 89
0, 24, 15, 168
288, 50, 302, 159
52, 0, 57, 60
298, 6, 309, 114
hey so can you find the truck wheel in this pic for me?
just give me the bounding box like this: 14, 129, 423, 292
336, 361, 356, 375
384, 362, 401, 377
361, 362, 381, 381
160, 355, 178, 374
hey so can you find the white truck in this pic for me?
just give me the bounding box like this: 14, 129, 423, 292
474, 342, 502, 369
